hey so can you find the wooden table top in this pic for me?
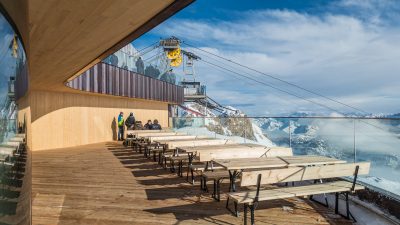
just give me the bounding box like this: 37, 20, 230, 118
214, 155, 346, 170
177, 143, 265, 153
155, 138, 217, 145
148, 135, 207, 142
126, 129, 173, 135
136, 132, 186, 138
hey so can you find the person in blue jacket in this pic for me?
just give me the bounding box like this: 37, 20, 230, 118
117, 112, 124, 141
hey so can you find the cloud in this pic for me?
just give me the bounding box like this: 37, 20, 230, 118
149, 1, 400, 115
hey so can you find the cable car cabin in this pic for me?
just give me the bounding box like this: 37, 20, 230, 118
180, 81, 207, 100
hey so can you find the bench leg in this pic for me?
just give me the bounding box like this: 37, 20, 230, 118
234, 201, 239, 217
216, 178, 223, 202
249, 204, 255, 225
345, 192, 357, 222
170, 159, 175, 173
191, 168, 195, 184
345, 192, 350, 219
186, 165, 190, 181
179, 160, 183, 177
226, 197, 240, 217
212, 179, 217, 199
335, 192, 339, 214
335, 192, 357, 222
244, 204, 248, 225
202, 176, 209, 192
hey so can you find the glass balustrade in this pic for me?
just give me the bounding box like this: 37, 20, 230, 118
170, 116, 400, 199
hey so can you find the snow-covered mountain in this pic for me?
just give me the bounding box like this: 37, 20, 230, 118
175, 102, 273, 146
177, 102, 400, 196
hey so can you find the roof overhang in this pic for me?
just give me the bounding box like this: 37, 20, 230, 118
0, 0, 194, 92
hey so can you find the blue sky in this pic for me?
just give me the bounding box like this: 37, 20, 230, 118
139, 1, 398, 116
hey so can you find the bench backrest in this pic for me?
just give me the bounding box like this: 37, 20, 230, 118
136, 132, 184, 137
240, 162, 370, 186
149, 135, 197, 141
127, 129, 173, 135
168, 139, 236, 149
199, 147, 293, 162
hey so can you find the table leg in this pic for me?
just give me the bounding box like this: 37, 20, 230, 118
186, 153, 195, 184
229, 170, 241, 192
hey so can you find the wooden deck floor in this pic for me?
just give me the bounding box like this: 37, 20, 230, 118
32, 142, 353, 225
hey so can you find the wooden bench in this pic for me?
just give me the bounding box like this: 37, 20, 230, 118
226, 162, 370, 225
160, 139, 235, 171
201, 147, 293, 201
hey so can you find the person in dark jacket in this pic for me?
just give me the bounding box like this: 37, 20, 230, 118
151, 119, 162, 130
125, 112, 135, 130
143, 120, 152, 130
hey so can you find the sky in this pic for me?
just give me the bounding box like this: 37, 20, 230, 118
135, 1, 396, 116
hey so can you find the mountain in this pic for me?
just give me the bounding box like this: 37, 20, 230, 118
253, 115, 400, 196
176, 102, 273, 146
177, 101, 400, 196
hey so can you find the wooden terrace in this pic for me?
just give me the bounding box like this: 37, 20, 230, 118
32, 142, 354, 225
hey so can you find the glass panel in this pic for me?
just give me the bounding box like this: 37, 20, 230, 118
170, 116, 400, 198
355, 119, 400, 198
103, 44, 178, 84
0, 11, 30, 224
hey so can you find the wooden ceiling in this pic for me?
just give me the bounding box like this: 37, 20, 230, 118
1, 0, 193, 92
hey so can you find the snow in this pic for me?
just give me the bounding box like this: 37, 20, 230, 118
251, 122, 274, 146
359, 176, 400, 197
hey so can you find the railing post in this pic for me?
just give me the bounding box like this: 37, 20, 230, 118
289, 120, 292, 148
353, 119, 356, 163
244, 129, 247, 143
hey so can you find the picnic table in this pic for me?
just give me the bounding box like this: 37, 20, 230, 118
214, 155, 346, 191
126, 129, 172, 136
154, 138, 225, 149
143, 136, 209, 158
154, 139, 235, 168
136, 132, 186, 138
176, 144, 292, 164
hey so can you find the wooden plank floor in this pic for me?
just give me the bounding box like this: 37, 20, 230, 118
32, 142, 353, 225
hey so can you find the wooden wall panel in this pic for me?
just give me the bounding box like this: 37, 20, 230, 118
66, 62, 184, 104
20, 90, 168, 151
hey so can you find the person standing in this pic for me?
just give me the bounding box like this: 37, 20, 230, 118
117, 112, 124, 141
125, 112, 136, 130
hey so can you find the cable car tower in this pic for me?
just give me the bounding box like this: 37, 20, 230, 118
179, 50, 207, 101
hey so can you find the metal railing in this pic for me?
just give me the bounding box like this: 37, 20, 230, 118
170, 116, 400, 199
